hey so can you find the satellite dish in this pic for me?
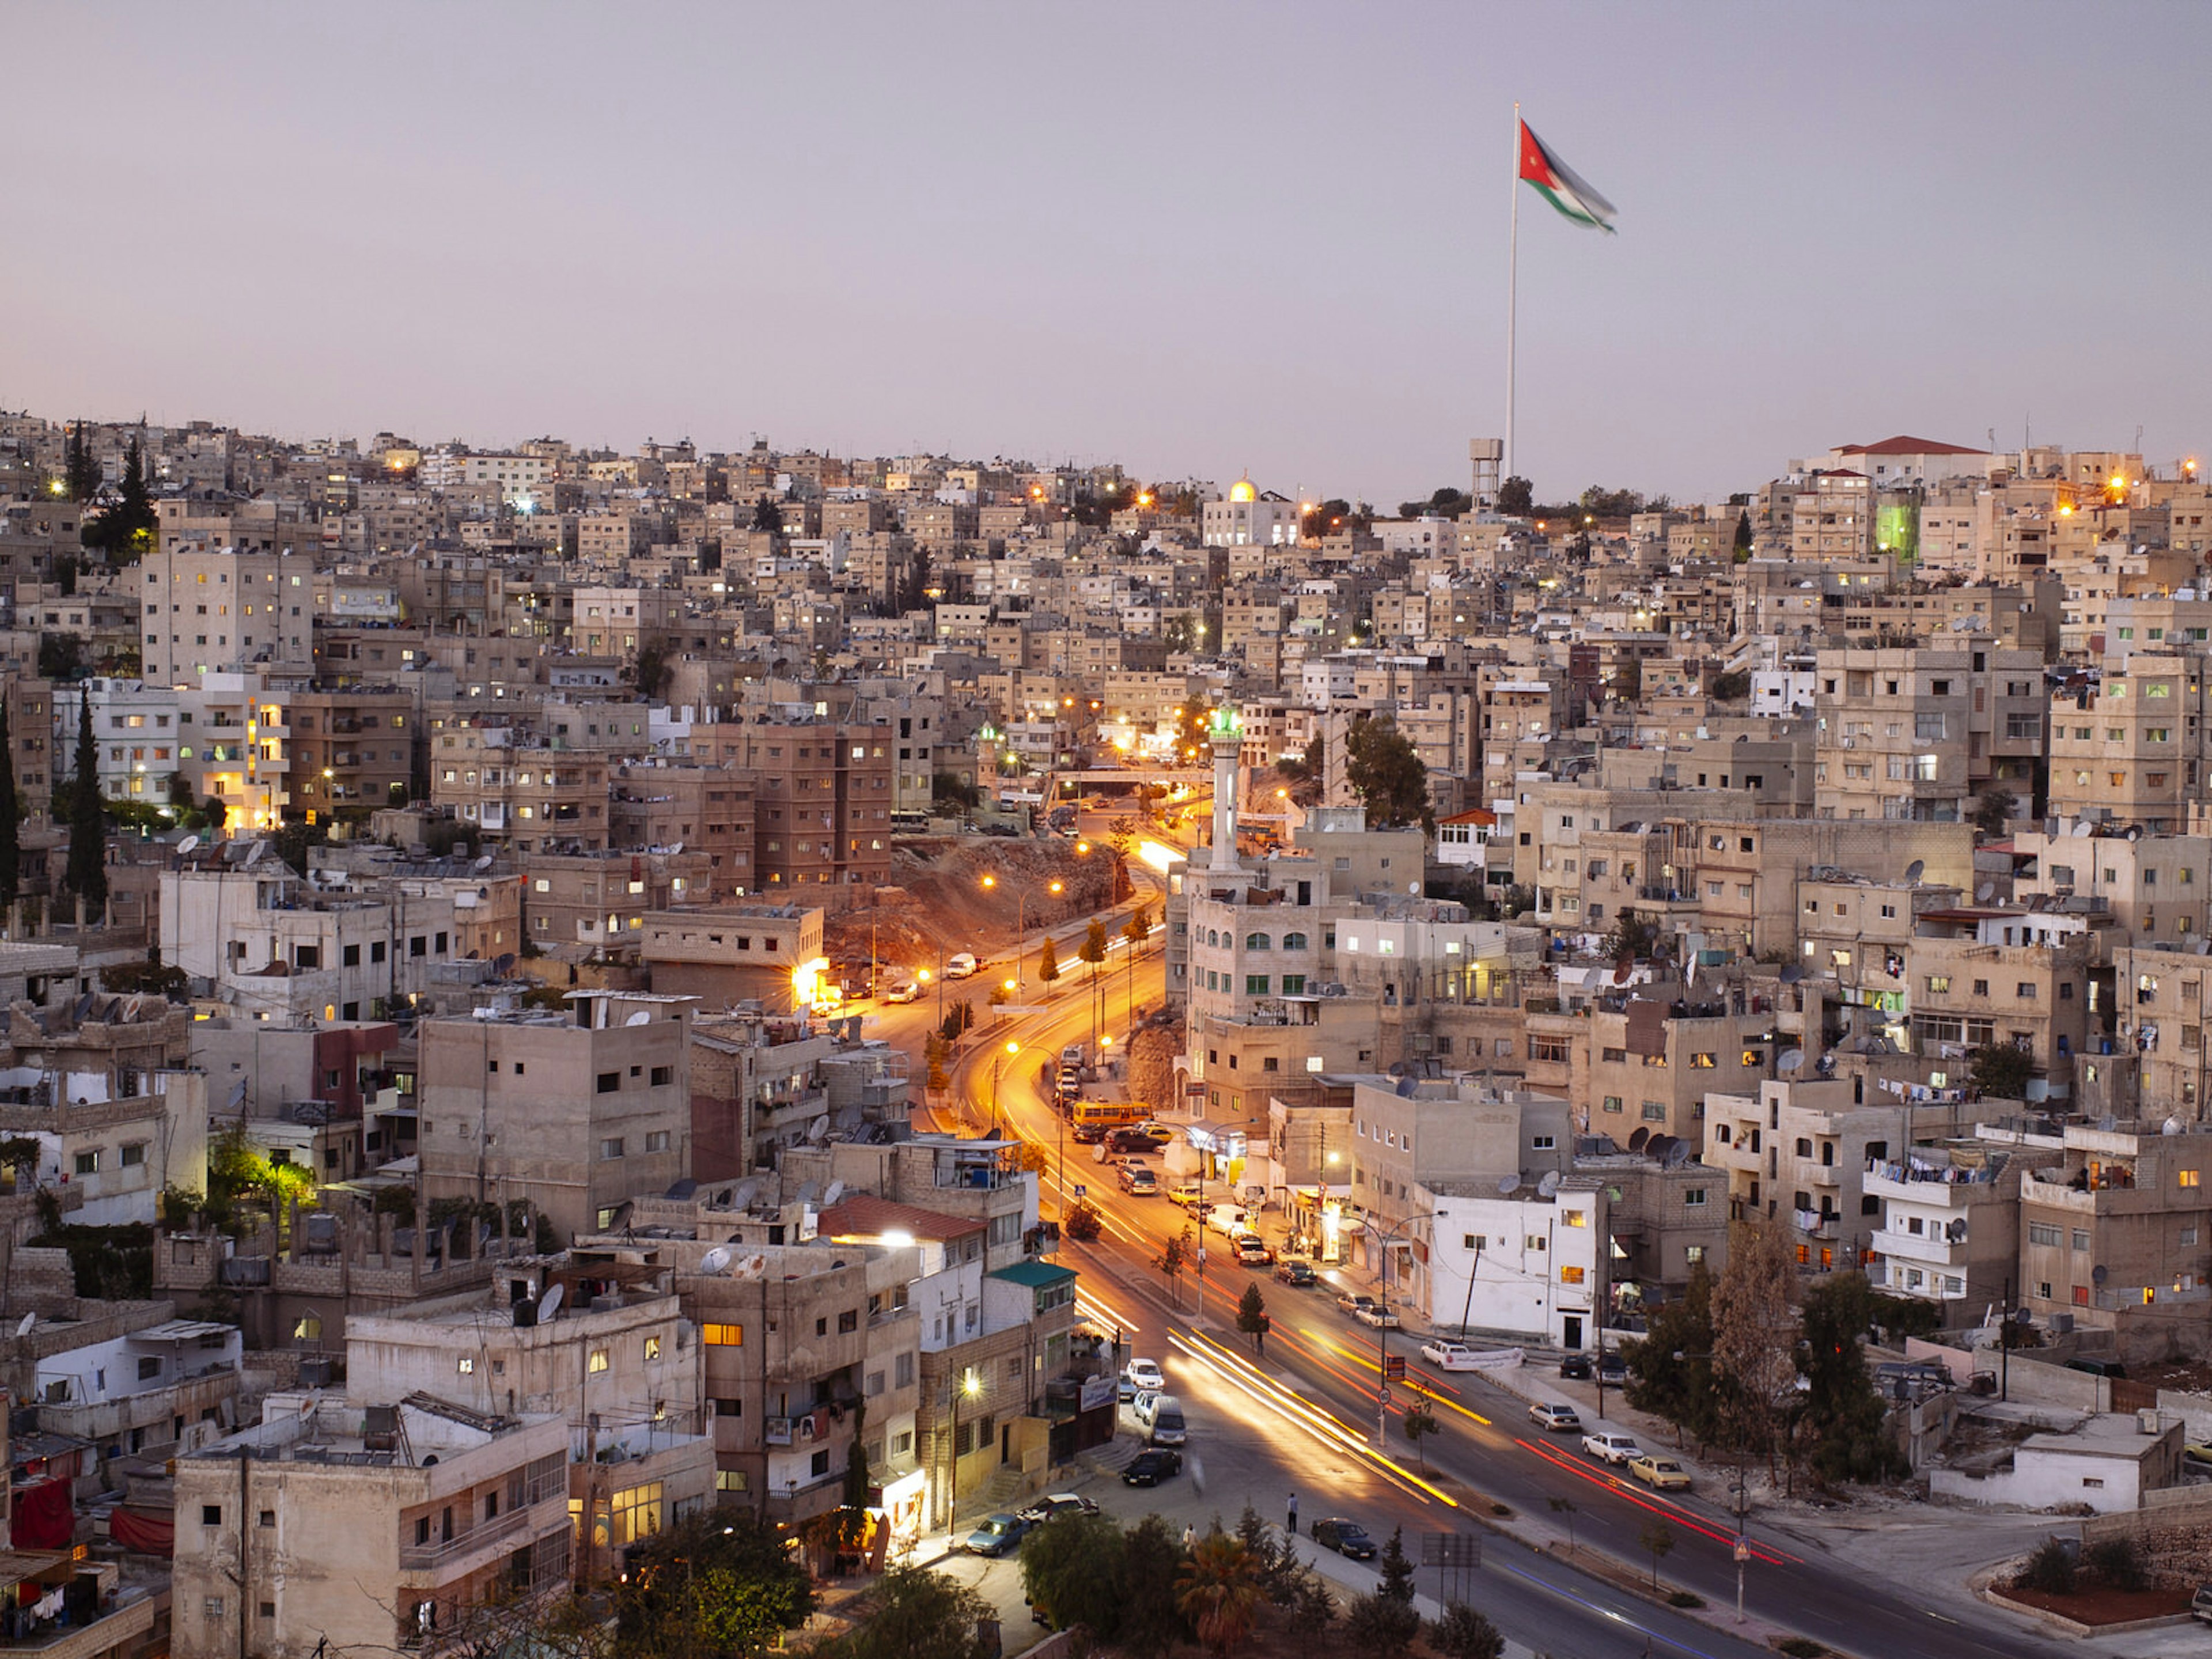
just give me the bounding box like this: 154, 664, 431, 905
794, 1181, 820, 1205
1497, 1175, 1518, 1195
472, 854, 494, 874
730, 1179, 761, 1211
537, 1283, 566, 1322
1409, 881, 1421, 895
178, 834, 201, 855
625, 1010, 652, 1025
699, 1246, 733, 1275
670, 842, 684, 855
1778, 1049, 1804, 1073
1537, 1171, 1561, 1198
1905, 860, 1924, 883
1975, 883, 1995, 902
1628, 1128, 1650, 1151
1779, 964, 1804, 983
15, 1313, 33, 1337
2092, 1265, 2109, 1286
2071, 821, 2093, 837
823, 1180, 845, 1207
2165, 1118, 2184, 1136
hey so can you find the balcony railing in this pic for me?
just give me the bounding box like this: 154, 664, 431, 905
399, 1503, 532, 1570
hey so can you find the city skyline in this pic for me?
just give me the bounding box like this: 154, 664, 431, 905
6, 2, 2207, 503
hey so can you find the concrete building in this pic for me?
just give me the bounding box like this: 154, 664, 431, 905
640, 906, 825, 1010
417, 993, 694, 1243
1812, 643, 2043, 823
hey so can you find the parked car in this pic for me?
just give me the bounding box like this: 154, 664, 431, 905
1120, 1358, 1165, 1400
1168, 1183, 1205, 1209
884, 982, 922, 1003
1018, 1494, 1099, 1525
1134, 1122, 1177, 1145
1628, 1455, 1691, 1491
1107, 1128, 1155, 1155
1420, 1340, 1482, 1370
945, 953, 979, 979
1122, 1448, 1183, 1487
1234, 1234, 1274, 1266
1597, 1353, 1628, 1385
1133, 1391, 1186, 1446
964, 1513, 1029, 1556
1274, 1259, 1317, 1287
1336, 1291, 1377, 1316
1118, 1165, 1159, 1196
1558, 1353, 1593, 1380
1582, 1431, 1642, 1465
1309, 1518, 1377, 1560
2192, 1584, 2212, 1626
1528, 1402, 1582, 1432
1351, 1302, 1401, 1329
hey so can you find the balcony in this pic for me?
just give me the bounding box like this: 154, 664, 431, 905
1873, 1225, 1967, 1268
399, 1502, 533, 1571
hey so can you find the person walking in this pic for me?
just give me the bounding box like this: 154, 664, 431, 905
1286, 1492, 1298, 1536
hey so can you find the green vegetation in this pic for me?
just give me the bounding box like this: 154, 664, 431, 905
1343, 714, 1430, 831
611, 1509, 814, 1659
1236, 1281, 1270, 1355
1343, 1526, 1419, 1658
1969, 1042, 2034, 1100
63, 688, 107, 911
29, 1221, 153, 1299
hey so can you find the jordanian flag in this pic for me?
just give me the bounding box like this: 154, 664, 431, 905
1518, 120, 1616, 233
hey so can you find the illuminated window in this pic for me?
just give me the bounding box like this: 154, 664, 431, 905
703, 1323, 743, 1346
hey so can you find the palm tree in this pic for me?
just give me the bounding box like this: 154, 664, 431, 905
1176, 1530, 1264, 1658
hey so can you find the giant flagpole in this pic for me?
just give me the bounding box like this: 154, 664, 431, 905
1506, 101, 1520, 486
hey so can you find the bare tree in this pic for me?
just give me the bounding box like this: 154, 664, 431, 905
1710, 1218, 1800, 1479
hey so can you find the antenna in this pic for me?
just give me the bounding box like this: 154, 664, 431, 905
699, 1246, 733, 1275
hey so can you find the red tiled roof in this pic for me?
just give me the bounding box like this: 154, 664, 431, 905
1838, 435, 1989, 457
817, 1192, 983, 1242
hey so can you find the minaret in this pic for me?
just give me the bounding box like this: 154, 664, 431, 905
1208, 704, 1243, 873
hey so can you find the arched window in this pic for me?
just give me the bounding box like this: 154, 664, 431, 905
1206, 929, 1221, 947
1282, 932, 1309, 950
1245, 933, 1272, 951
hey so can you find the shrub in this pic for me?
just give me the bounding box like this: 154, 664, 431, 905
1777, 1641, 1827, 1659
2016, 1537, 2077, 1596
2085, 1536, 2146, 1592
1667, 1590, 1705, 1608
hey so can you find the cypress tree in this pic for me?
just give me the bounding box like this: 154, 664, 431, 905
65, 688, 107, 912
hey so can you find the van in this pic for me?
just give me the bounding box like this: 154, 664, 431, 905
1204, 1203, 1251, 1237
2192, 1584, 2212, 1626
1135, 1392, 1187, 1447
945, 953, 979, 979
1062, 1044, 1086, 1069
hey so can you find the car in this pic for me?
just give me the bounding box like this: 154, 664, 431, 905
1168, 1183, 1204, 1209
1234, 1235, 1274, 1266
1274, 1259, 1317, 1287
1336, 1291, 1376, 1316
963, 1513, 1029, 1556
2194, 1583, 2212, 1626
1018, 1493, 1100, 1525
1528, 1402, 1582, 1432
2187, 1441, 2212, 1467
1071, 1122, 1107, 1144
1107, 1128, 1155, 1155
1351, 1302, 1401, 1329
1420, 1340, 1482, 1370
1121, 1358, 1165, 1399
884, 981, 922, 1003
1132, 1391, 1186, 1446
1628, 1455, 1691, 1491
1118, 1165, 1159, 1196
945, 953, 979, 979
1558, 1353, 1593, 1380
1122, 1448, 1183, 1486
1309, 1518, 1377, 1560
1582, 1431, 1643, 1465
1597, 1353, 1629, 1385
1134, 1122, 1177, 1145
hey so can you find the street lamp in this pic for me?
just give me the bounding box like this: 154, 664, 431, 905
1365, 1214, 1421, 1447
989, 1040, 1020, 1138
947, 1366, 982, 1538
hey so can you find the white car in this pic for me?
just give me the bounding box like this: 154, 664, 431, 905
1119, 1358, 1165, 1402
1419, 1340, 1480, 1370
1582, 1431, 1643, 1466
884, 982, 922, 1003
945, 953, 979, 979
1528, 1402, 1582, 1432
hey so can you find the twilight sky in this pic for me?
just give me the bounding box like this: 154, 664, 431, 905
6, 2, 2207, 507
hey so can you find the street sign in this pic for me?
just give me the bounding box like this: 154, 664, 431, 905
1382, 1355, 1407, 1380
1074, 1185, 1087, 1199
1733, 1538, 1751, 1564
1421, 1533, 1480, 1567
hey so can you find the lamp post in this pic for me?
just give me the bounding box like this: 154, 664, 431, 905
1366, 1214, 1419, 1448
989, 1040, 1020, 1139
947, 1366, 981, 1539
981, 874, 1063, 991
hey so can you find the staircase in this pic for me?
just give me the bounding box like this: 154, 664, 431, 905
977, 1465, 1027, 1514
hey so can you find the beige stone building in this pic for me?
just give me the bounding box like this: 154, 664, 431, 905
2047, 651, 2212, 832
1812, 643, 2043, 823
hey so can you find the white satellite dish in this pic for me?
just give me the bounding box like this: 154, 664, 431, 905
178, 834, 201, 855
1976, 882, 1995, 902
699, 1246, 733, 1275
1537, 1171, 1561, 1198
1905, 860, 1924, 883
1496, 1175, 1518, 1195
15, 1313, 33, 1337
625, 1009, 652, 1025
537, 1283, 565, 1323
668, 842, 683, 854
823, 1180, 845, 1207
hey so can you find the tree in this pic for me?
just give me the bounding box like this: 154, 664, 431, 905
1971, 784, 2017, 837
1037, 934, 1061, 984
1968, 1041, 2034, 1100
1115, 1515, 1194, 1659
63, 688, 107, 913
1428, 1603, 1505, 1659
1063, 1198, 1103, 1241
1602, 906, 1661, 963
1622, 1257, 1726, 1448
924, 1033, 949, 1096
65, 424, 103, 503
1637, 1518, 1677, 1590
37, 632, 85, 683
611, 1510, 813, 1659
1021, 1510, 1127, 1639
751, 493, 783, 532
1797, 1272, 1909, 1486
1344, 1527, 1420, 1659
1123, 902, 1152, 947
0, 696, 20, 909
1400, 1395, 1439, 1469
1156, 1225, 1192, 1306
1497, 476, 1532, 516
1711, 1219, 1800, 1475
899, 545, 934, 614
940, 1000, 975, 1041
1282, 1570, 1337, 1659
1733, 509, 1754, 560
815, 1563, 994, 1659
1080, 918, 1109, 968
1397, 486, 1474, 520
85, 434, 156, 562
1236, 1281, 1271, 1355
1547, 1494, 1578, 1553
1176, 1529, 1264, 1658
632, 641, 674, 700
1343, 714, 1430, 830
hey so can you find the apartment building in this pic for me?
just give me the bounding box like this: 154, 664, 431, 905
172, 1397, 573, 1659
608, 762, 756, 895
287, 685, 418, 821
688, 718, 895, 891
1812, 643, 2043, 822
417, 993, 694, 1243
518, 847, 712, 950
1864, 1138, 2055, 1309
138, 543, 313, 686
1907, 905, 2104, 1100
2013, 824, 2212, 948
2047, 652, 2211, 831
57, 678, 181, 808
2016, 1120, 2212, 1362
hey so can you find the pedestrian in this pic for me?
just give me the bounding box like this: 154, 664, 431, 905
1286, 1491, 1298, 1535
1182, 1523, 1196, 1552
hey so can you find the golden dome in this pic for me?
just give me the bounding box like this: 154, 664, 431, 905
1228, 476, 1257, 503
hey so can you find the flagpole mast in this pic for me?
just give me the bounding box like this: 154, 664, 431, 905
1506, 100, 1520, 487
